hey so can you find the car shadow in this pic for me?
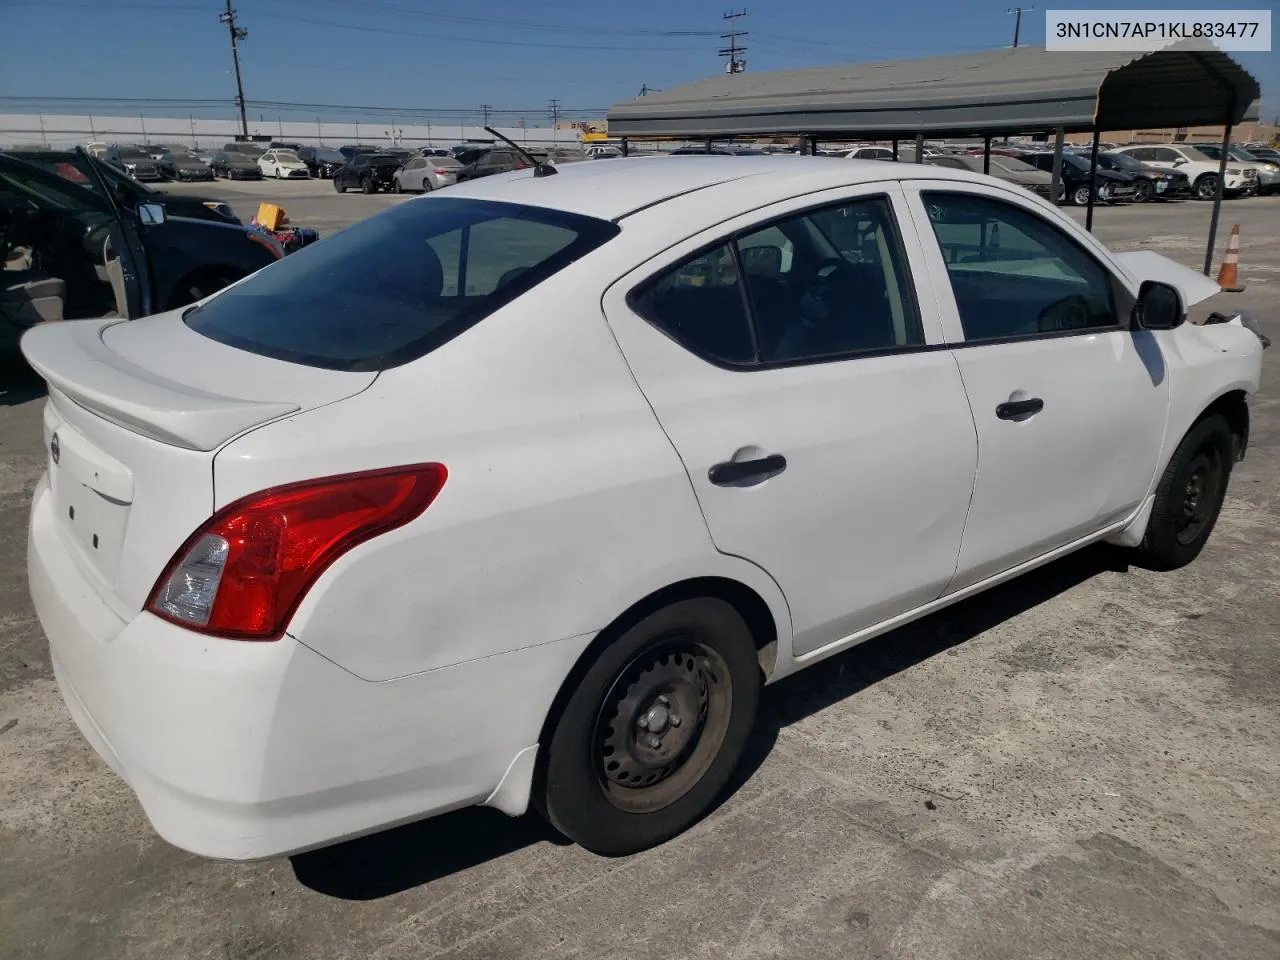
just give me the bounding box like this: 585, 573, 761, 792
291, 543, 1128, 901
0, 364, 46, 406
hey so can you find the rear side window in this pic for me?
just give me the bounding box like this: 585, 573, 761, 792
184, 197, 619, 371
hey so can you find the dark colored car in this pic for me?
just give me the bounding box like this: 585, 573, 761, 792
269, 141, 304, 151
1021, 152, 1138, 205
110, 145, 166, 182
455, 148, 550, 182
332, 153, 405, 194
7, 149, 240, 225
1, 149, 282, 357
210, 151, 264, 180
338, 144, 380, 161
1094, 151, 1190, 201
152, 145, 216, 182
296, 146, 344, 179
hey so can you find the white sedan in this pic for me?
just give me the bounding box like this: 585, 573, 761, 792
257, 149, 310, 179
21, 157, 1266, 861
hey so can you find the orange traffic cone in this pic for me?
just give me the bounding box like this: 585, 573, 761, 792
1216, 225, 1245, 292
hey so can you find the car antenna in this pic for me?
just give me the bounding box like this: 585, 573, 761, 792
483, 125, 557, 177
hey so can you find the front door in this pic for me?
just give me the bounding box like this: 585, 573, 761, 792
903, 182, 1169, 590
603, 185, 979, 657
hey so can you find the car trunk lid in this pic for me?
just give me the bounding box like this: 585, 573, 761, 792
22, 313, 375, 613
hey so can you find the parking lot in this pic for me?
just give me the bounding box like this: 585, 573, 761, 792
2, 185, 1279, 960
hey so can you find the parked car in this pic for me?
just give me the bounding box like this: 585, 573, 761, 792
222, 141, 266, 159
1, 149, 281, 357
151, 145, 216, 182
669, 146, 767, 156
392, 155, 461, 192
1020, 151, 1137, 205
1091, 151, 1190, 201
296, 146, 344, 179
843, 146, 896, 161
1244, 146, 1280, 166
455, 148, 550, 181
1112, 145, 1256, 200
451, 142, 495, 159
332, 152, 405, 193
210, 151, 264, 180
104, 144, 166, 182
338, 144, 380, 161
258, 149, 310, 180
268, 141, 304, 152
18, 157, 1265, 862
7, 149, 240, 225
927, 153, 1063, 202
420, 147, 453, 158
1189, 143, 1278, 195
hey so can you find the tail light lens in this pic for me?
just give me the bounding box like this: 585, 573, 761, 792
147, 464, 447, 640
434, 168, 449, 175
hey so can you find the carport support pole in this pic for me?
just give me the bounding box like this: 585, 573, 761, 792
1203, 121, 1234, 275
621, 137, 629, 157
1051, 129, 1064, 205
705, 138, 712, 155
914, 132, 924, 163
983, 135, 991, 174
892, 139, 898, 161
808, 136, 819, 155
1085, 129, 1100, 232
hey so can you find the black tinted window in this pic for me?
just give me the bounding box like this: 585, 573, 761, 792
185, 198, 619, 371
632, 244, 755, 364
922, 192, 1117, 341
740, 197, 922, 362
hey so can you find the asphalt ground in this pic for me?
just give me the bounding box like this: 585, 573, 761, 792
1, 179, 1278, 960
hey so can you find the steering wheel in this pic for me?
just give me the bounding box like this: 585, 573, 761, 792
1037, 294, 1094, 333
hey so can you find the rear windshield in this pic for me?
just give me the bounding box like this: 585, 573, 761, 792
184, 197, 620, 371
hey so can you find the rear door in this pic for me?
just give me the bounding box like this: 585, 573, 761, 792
603, 183, 978, 658
903, 181, 1169, 590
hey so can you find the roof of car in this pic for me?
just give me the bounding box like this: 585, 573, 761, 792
439, 154, 986, 221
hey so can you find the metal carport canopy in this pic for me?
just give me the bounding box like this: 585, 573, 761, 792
606, 43, 1260, 138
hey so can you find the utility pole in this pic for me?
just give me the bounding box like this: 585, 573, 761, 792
639, 84, 662, 97
1008, 6, 1033, 48
720, 10, 748, 74
481, 103, 492, 127
219, 0, 249, 138
548, 99, 560, 146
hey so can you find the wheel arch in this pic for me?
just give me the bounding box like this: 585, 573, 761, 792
534, 575, 782, 761
1198, 388, 1250, 462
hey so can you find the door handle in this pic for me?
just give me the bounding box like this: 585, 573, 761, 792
708, 454, 787, 487
996, 398, 1044, 420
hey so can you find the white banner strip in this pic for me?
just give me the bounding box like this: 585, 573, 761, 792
1045, 10, 1271, 52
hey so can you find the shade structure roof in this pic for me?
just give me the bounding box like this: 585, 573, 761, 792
607, 43, 1261, 139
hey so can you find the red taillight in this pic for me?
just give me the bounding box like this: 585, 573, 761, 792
434, 168, 449, 175
147, 464, 447, 640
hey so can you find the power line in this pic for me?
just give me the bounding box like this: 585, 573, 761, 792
218, 1, 249, 137
243, 9, 707, 53
719, 10, 748, 74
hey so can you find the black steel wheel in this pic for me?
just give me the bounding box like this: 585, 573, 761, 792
361, 176, 376, 194
1138, 414, 1233, 570
540, 597, 760, 855
1134, 179, 1154, 202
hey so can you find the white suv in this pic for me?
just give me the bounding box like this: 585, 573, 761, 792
1115, 144, 1256, 199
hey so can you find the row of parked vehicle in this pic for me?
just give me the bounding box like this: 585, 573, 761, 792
840, 140, 1280, 205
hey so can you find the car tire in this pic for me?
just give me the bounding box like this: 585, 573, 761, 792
1137, 414, 1233, 571
1195, 174, 1220, 200
539, 597, 761, 856
1072, 184, 1092, 206
1134, 179, 1154, 202
274, 168, 281, 179
334, 177, 347, 193
393, 178, 403, 193
362, 176, 376, 194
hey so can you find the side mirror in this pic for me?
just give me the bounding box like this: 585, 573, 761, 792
136, 202, 166, 226
1133, 280, 1184, 331
1173, 158, 1187, 167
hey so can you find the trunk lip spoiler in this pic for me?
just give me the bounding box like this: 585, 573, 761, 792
21, 319, 299, 452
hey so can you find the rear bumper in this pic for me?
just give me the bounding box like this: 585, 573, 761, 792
28, 476, 581, 859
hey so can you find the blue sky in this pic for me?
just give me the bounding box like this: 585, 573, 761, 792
0, 0, 1275, 124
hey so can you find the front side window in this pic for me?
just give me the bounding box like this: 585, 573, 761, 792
185, 197, 619, 371
921, 192, 1117, 342
632, 195, 922, 367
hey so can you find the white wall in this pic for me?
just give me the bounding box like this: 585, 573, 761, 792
0, 113, 577, 150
